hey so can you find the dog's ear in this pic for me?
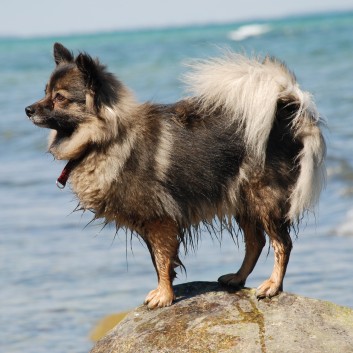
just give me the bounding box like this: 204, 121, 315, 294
53, 43, 74, 65
75, 53, 97, 89
76, 53, 120, 109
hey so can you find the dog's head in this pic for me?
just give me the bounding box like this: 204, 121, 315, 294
26, 43, 132, 160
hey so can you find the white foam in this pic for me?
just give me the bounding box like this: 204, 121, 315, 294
335, 208, 353, 236
228, 24, 271, 41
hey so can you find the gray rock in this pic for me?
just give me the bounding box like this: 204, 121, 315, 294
90, 282, 353, 353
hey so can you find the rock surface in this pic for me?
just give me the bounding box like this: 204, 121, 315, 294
90, 281, 353, 353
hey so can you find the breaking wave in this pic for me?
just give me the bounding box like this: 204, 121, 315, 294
228, 24, 271, 41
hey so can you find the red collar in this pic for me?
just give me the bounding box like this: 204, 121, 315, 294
56, 160, 76, 189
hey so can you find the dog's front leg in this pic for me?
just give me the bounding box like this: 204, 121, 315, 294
142, 219, 180, 309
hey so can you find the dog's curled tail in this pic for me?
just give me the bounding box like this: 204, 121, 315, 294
184, 52, 326, 221
287, 90, 326, 221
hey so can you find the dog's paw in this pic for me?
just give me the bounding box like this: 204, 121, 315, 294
218, 273, 245, 288
144, 286, 175, 309
256, 279, 281, 299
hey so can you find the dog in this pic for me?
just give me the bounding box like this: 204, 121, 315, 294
26, 43, 326, 309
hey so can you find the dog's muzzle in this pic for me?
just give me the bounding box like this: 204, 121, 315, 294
25, 105, 35, 118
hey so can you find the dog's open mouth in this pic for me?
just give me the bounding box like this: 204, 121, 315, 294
26, 115, 48, 128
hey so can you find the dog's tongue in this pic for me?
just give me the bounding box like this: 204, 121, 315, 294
56, 161, 74, 189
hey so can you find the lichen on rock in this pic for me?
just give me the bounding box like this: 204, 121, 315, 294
90, 282, 353, 353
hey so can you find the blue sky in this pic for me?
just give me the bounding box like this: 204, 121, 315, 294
1, 0, 352, 37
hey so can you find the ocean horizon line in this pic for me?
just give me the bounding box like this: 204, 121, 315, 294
1, 8, 352, 41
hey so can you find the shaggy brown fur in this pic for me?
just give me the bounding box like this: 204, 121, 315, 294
26, 43, 326, 308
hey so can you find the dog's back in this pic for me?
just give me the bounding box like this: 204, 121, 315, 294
133, 55, 326, 232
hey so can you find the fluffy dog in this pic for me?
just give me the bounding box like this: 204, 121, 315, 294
26, 43, 326, 309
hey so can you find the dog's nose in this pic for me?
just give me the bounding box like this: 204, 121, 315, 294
25, 105, 35, 117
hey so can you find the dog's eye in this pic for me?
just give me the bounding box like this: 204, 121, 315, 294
54, 93, 65, 102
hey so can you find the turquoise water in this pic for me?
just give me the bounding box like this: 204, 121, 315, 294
1, 11, 353, 353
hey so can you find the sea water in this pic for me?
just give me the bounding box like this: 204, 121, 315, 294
1, 11, 353, 353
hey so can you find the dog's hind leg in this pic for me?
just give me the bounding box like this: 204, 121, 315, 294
256, 223, 292, 298
142, 219, 181, 309
218, 221, 266, 288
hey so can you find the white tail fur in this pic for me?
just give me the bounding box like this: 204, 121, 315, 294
184, 52, 326, 221
288, 96, 326, 220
